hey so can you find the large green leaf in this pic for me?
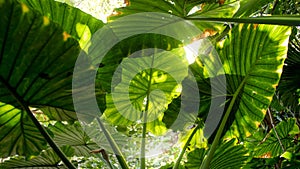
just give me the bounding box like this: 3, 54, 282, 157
0, 0, 80, 157
87, 11, 224, 139
74, 11, 204, 121
0, 146, 74, 169
188, 1, 240, 32
110, 0, 214, 19
97, 34, 182, 92
254, 118, 300, 158
0, 0, 79, 109
73, 14, 192, 121
112, 0, 300, 27
0, 102, 46, 157
49, 122, 99, 156
103, 50, 188, 135
186, 139, 248, 169
218, 24, 291, 140
111, 0, 239, 33
72, 14, 203, 168
39, 107, 78, 122
20, 0, 103, 41
49, 121, 127, 159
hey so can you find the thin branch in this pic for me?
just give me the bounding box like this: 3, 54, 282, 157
267, 109, 285, 152
263, 110, 273, 132
271, 0, 279, 15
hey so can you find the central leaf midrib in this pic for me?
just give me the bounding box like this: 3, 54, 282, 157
0, 75, 35, 156
0, 75, 76, 168
0, 76, 29, 107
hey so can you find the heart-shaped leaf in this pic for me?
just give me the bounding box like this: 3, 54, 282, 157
103, 50, 188, 135
49, 122, 99, 156
218, 24, 291, 140
0, 146, 74, 169
0, 0, 80, 157
0, 102, 46, 157
20, 0, 103, 41
186, 139, 248, 169
254, 118, 300, 158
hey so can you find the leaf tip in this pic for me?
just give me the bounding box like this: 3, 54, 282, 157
219, 0, 225, 5
124, 0, 130, 6
245, 131, 252, 137
276, 68, 283, 74
259, 152, 272, 158
21, 3, 29, 13
254, 121, 260, 128
62, 31, 71, 41
43, 16, 50, 26
253, 24, 259, 29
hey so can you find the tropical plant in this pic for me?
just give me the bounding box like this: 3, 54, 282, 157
0, 0, 299, 169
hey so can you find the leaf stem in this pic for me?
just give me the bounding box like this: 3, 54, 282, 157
200, 78, 246, 169
140, 110, 148, 169
173, 125, 199, 169
0, 76, 76, 169
140, 54, 155, 169
185, 16, 300, 26
96, 117, 129, 169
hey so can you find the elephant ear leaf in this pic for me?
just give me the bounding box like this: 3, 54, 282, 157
109, 0, 198, 18
214, 24, 291, 140
111, 0, 239, 33
186, 139, 248, 169
103, 50, 188, 135
0, 0, 80, 157
255, 118, 300, 158
48, 122, 100, 157
0, 102, 46, 157
0, 146, 74, 169
38, 107, 78, 122
20, 0, 104, 41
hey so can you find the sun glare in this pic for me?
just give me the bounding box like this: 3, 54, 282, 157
183, 39, 203, 64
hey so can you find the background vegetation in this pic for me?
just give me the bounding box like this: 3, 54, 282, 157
0, 0, 299, 168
